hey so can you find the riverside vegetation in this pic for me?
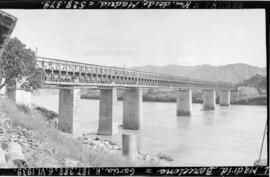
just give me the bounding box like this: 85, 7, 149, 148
81, 74, 267, 106
0, 98, 172, 167
81, 88, 267, 106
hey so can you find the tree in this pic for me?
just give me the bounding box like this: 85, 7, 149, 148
0, 37, 42, 91
236, 74, 267, 94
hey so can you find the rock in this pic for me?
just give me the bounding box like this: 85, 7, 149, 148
5, 142, 27, 168
157, 153, 174, 162
143, 154, 151, 161
45, 148, 54, 156
64, 158, 79, 167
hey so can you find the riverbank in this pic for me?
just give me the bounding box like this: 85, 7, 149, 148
81, 91, 267, 106
0, 98, 172, 167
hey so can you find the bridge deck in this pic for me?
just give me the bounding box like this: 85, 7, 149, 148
37, 57, 235, 90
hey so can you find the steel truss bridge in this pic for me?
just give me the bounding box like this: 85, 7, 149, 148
37, 57, 235, 90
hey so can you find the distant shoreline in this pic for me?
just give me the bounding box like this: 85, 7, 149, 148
80, 94, 267, 106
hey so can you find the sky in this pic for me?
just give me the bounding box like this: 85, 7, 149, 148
4, 9, 267, 68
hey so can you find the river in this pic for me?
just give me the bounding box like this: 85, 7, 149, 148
32, 90, 267, 166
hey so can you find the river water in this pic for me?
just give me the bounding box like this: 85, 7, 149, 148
32, 91, 267, 166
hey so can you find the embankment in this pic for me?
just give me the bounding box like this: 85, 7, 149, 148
0, 98, 171, 167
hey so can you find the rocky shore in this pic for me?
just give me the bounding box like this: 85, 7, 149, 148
0, 112, 60, 167
80, 135, 171, 166
0, 107, 172, 167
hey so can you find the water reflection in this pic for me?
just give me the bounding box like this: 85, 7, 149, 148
176, 116, 191, 132
202, 110, 215, 126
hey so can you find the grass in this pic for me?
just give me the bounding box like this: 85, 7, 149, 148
0, 98, 134, 167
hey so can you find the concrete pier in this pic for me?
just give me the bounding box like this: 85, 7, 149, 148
58, 88, 80, 135
123, 88, 143, 130
203, 89, 216, 110
5, 88, 31, 107
230, 90, 238, 103
219, 90, 230, 106
97, 88, 118, 135
176, 89, 192, 116
122, 134, 137, 161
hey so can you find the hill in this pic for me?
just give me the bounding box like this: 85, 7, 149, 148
132, 63, 266, 83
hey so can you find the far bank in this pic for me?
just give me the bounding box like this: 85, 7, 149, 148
80, 88, 267, 106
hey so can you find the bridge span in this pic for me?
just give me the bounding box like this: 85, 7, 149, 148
5, 56, 237, 136
37, 57, 234, 90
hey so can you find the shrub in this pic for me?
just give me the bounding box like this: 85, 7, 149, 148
34, 106, 58, 120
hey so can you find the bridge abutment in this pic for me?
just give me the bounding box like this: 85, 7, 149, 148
58, 88, 80, 135
203, 89, 216, 110
219, 90, 230, 106
176, 89, 192, 116
97, 88, 118, 135
5, 88, 31, 108
123, 88, 143, 130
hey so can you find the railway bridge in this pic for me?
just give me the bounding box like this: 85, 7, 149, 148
0, 10, 237, 136
6, 57, 236, 135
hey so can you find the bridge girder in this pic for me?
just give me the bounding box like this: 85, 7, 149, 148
37, 57, 235, 91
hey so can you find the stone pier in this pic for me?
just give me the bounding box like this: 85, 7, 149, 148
230, 90, 239, 103
219, 90, 230, 106
5, 88, 32, 108
122, 133, 137, 161
123, 88, 143, 130
203, 89, 216, 110
97, 88, 118, 135
176, 89, 192, 116
58, 88, 80, 135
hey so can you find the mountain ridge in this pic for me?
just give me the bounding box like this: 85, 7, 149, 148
131, 63, 266, 83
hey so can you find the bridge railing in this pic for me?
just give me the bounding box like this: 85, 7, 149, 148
36, 57, 235, 90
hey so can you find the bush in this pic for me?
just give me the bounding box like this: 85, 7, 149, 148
34, 106, 58, 120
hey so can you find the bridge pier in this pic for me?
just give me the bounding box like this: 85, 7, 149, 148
58, 88, 80, 135
230, 90, 239, 103
203, 89, 216, 110
5, 88, 31, 108
123, 88, 143, 130
97, 88, 118, 135
176, 89, 192, 116
122, 133, 138, 161
219, 90, 230, 106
